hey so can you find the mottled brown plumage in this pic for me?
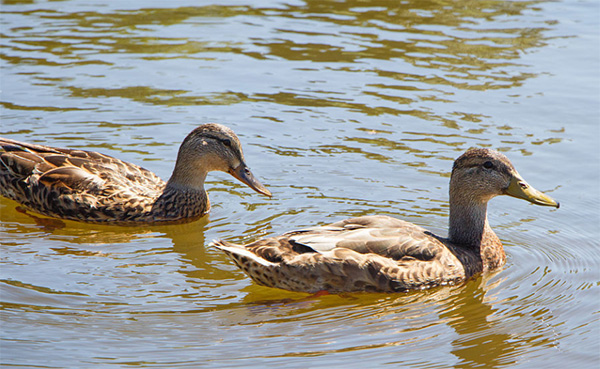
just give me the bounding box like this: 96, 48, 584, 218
0, 123, 270, 224
214, 148, 558, 293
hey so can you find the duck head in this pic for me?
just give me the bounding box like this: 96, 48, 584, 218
168, 123, 271, 196
450, 148, 558, 208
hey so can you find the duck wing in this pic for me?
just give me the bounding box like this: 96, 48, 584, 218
286, 215, 444, 262
0, 138, 164, 220
1, 138, 161, 187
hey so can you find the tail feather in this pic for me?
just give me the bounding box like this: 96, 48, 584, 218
212, 239, 282, 288
211, 240, 278, 268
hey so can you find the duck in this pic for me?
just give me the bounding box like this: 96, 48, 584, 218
213, 148, 558, 293
0, 123, 271, 225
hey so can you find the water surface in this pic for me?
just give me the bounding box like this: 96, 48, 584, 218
1, 0, 598, 368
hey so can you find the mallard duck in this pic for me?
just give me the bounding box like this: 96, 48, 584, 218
214, 148, 558, 293
0, 123, 271, 224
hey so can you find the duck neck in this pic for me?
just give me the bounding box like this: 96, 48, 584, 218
448, 187, 505, 271
148, 157, 211, 221
448, 196, 492, 248
151, 174, 210, 221
165, 153, 209, 192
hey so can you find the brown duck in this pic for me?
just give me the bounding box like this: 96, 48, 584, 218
214, 148, 558, 293
0, 123, 271, 224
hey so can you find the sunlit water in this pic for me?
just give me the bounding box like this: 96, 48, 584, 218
1, 0, 598, 368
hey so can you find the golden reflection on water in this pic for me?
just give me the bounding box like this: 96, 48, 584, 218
3, 0, 548, 111
0, 0, 595, 367
216, 272, 557, 368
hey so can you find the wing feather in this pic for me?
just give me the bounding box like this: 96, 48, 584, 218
287, 215, 445, 261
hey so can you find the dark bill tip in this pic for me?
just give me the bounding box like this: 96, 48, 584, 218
229, 164, 271, 197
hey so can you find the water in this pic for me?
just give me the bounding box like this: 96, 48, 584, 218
1, 0, 598, 367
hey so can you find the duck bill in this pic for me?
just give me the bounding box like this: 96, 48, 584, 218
504, 174, 559, 208
229, 163, 271, 197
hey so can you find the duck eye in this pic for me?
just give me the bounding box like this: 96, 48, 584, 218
222, 138, 232, 147
483, 161, 494, 169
